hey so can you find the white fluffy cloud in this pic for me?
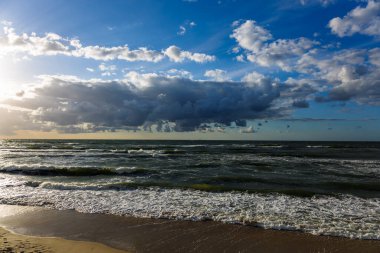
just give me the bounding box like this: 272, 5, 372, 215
164, 69, 193, 79
1, 73, 283, 134
98, 63, 117, 76
204, 69, 230, 81
164, 45, 215, 63
318, 63, 380, 105
0, 27, 71, 56
230, 19, 380, 106
328, 1, 380, 37
230, 20, 316, 71
0, 25, 214, 63
75, 45, 165, 62
241, 71, 265, 82
293, 48, 380, 105
230, 20, 272, 52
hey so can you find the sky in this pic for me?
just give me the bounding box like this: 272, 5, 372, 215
0, 0, 379, 140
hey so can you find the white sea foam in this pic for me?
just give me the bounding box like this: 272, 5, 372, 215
0, 178, 378, 240
115, 166, 137, 172
259, 145, 284, 148
306, 145, 330, 148
178, 145, 206, 148
127, 149, 166, 157
0, 163, 91, 172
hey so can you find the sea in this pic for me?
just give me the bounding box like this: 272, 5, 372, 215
0, 139, 379, 240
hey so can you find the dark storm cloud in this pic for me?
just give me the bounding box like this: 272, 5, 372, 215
3, 73, 284, 133
292, 100, 309, 108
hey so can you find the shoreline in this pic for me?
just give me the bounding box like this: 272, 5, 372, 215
0, 226, 127, 253
0, 205, 380, 253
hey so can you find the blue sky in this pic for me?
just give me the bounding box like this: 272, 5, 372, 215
0, 0, 379, 140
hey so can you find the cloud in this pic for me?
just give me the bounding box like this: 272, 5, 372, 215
292, 100, 309, 108
283, 77, 321, 105
0, 107, 31, 135
98, 63, 117, 76
292, 48, 380, 105
369, 48, 380, 66
325, 66, 380, 105
328, 1, 380, 37
0, 27, 71, 56
241, 71, 316, 110
164, 45, 215, 63
229, 19, 380, 106
177, 26, 187, 36
299, 0, 335, 7
177, 21, 196, 36
230, 20, 272, 52
296, 48, 367, 75
241, 71, 265, 82
240, 125, 255, 133
165, 69, 193, 79
204, 69, 230, 81
0, 20, 12, 26
1, 73, 284, 134
230, 20, 316, 71
74, 45, 165, 62
0, 25, 214, 63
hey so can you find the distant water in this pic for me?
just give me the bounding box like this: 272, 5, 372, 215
0, 139, 379, 239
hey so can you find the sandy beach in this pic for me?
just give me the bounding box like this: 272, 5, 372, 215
0, 205, 379, 253
0, 227, 127, 253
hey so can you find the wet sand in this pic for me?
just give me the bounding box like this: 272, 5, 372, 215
0, 205, 379, 253
0, 227, 126, 253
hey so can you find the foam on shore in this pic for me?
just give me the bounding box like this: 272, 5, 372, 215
0, 180, 379, 240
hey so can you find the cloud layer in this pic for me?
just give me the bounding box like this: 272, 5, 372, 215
1, 73, 284, 134
230, 18, 380, 106
328, 1, 380, 37
0, 26, 215, 63
1, 0, 380, 137
231, 20, 316, 71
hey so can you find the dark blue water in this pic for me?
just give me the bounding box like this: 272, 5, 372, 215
0, 140, 379, 239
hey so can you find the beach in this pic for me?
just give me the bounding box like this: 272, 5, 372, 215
0, 205, 380, 253
0, 227, 127, 253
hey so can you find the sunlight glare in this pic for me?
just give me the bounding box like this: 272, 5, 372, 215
0, 57, 20, 99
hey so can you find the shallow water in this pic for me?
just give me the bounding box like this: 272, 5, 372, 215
0, 139, 379, 239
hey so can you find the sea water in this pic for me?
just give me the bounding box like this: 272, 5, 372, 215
0, 139, 379, 239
